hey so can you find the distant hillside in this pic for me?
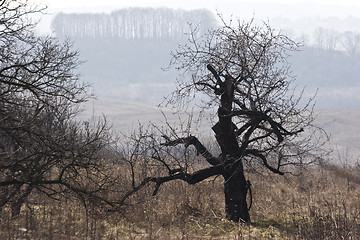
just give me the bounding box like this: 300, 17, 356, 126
72, 37, 179, 102
51, 8, 217, 103
289, 47, 360, 109
51, 8, 360, 109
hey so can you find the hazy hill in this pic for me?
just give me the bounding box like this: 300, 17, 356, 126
52, 8, 217, 102
72, 37, 179, 102
289, 47, 360, 109
52, 8, 360, 109
54, 7, 360, 159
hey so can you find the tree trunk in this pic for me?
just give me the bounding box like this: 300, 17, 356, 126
223, 166, 250, 223
211, 72, 250, 222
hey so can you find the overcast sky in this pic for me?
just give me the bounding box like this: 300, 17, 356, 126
33, 0, 360, 34
36, 0, 360, 9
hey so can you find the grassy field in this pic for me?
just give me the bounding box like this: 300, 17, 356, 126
81, 97, 360, 160
1, 164, 360, 239
1, 98, 359, 239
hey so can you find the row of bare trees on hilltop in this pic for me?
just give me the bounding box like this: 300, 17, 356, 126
52, 8, 360, 57
52, 8, 217, 40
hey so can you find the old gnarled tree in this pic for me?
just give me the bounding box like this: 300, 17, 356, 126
122, 19, 327, 223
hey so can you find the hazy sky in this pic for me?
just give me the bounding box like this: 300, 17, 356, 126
37, 0, 360, 9
34, 0, 360, 34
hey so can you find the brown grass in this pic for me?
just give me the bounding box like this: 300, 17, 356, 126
1, 163, 360, 239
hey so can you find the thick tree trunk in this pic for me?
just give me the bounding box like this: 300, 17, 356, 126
209, 70, 250, 223
223, 166, 250, 223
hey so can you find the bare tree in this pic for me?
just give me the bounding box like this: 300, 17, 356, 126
314, 27, 340, 51
342, 31, 360, 57
122, 18, 328, 223
0, 0, 121, 216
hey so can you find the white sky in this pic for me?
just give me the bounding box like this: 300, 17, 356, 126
37, 0, 360, 9
33, 0, 360, 34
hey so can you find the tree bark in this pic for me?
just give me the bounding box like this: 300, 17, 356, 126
210, 74, 250, 223
223, 165, 250, 223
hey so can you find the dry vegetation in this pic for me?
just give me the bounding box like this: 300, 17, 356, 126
1, 160, 360, 240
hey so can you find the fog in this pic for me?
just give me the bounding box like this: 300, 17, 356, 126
50, 7, 360, 109
36, 0, 360, 33
39, 4, 360, 158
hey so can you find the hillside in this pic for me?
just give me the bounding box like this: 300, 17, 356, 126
51, 8, 360, 158
55, 8, 360, 158
52, 8, 218, 103
52, 8, 360, 110
289, 47, 360, 109
73, 37, 179, 102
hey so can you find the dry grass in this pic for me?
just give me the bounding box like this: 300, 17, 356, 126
1, 162, 360, 239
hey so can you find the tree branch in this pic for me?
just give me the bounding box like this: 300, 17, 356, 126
227, 109, 304, 143
151, 164, 224, 195
120, 164, 224, 204
162, 135, 221, 165
245, 149, 284, 175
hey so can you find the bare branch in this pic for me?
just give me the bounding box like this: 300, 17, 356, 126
162, 135, 221, 165
245, 149, 284, 175
121, 164, 224, 203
